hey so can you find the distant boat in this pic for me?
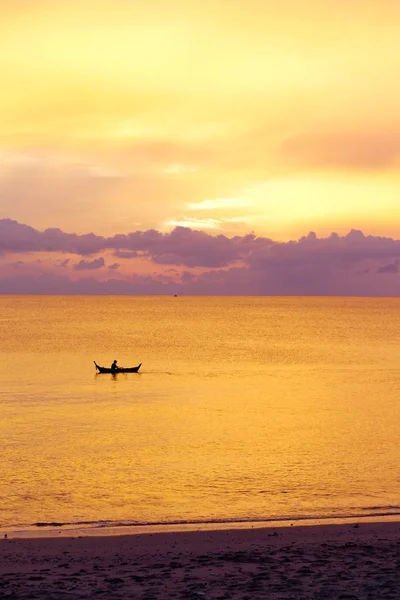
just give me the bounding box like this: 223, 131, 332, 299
94, 361, 142, 374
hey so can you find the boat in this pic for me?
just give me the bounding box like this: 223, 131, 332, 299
94, 361, 142, 373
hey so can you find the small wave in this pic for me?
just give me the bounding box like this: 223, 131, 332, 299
33, 520, 115, 528
360, 505, 400, 512
28, 510, 400, 530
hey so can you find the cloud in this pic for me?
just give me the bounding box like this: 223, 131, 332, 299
161, 163, 198, 175
253, 229, 400, 270
0, 151, 119, 179
1, 219, 400, 295
186, 197, 252, 210
73, 257, 105, 270
0, 219, 106, 255
0, 152, 122, 233
114, 250, 140, 259
165, 218, 221, 230
3, 218, 400, 270
280, 131, 400, 170
377, 261, 399, 274
0, 218, 270, 268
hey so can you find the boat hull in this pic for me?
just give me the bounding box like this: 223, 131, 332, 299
94, 362, 142, 373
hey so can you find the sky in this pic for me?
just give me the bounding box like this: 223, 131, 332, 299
1, 0, 400, 294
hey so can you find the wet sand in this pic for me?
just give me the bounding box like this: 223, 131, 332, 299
1, 521, 399, 599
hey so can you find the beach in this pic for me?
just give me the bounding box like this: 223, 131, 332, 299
1, 521, 399, 599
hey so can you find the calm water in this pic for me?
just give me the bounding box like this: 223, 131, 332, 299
1, 295, 400, 532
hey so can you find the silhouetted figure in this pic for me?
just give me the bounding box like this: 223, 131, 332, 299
111, 360, 119, 372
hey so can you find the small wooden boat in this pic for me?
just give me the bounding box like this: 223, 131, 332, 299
94, 361, 142, 374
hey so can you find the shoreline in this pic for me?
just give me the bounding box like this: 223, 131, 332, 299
1, 520, 399, 598
2, 513, 400, 540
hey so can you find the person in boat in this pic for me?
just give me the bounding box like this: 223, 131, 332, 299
111, 360, 119, 372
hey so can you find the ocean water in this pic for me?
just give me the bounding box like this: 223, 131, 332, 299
1, 295, 400, 533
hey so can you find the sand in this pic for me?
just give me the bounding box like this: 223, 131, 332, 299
1, 521, 399, 599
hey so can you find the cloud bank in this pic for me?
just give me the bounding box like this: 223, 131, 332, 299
0, 219, 399, 295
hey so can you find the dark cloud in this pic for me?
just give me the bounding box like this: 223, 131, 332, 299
0, 219, 273, 268
144, 228, 267, 268
377, 261, 399, 274
73, 257, 105, 271
0, 219, 105, 256
1, 219, 400, 295
246, 230, 400, 270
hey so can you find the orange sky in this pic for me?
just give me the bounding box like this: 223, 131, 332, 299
1, 0, 400, 241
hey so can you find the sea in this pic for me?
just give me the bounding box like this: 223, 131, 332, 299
1, 295, 400, 535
